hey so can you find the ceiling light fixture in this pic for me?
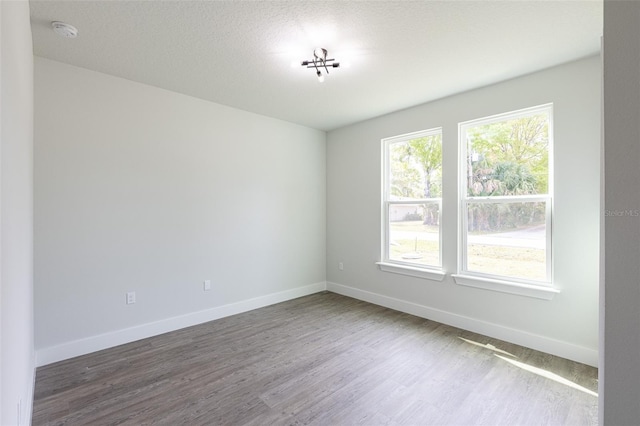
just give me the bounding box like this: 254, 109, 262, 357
301, 48, 339, 82
51, 21, 78, 38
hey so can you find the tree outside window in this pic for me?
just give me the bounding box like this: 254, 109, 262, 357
383, 129, 442, 268
460, 105, 552, 284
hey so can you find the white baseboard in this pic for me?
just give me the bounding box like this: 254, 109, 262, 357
326, 281, 598, 367
36, 281, 597, 368
36, 282, 327, 367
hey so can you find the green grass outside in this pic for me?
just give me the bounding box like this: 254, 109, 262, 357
389, 220, 546, 281
389, 239, 440, 266
390, 221, 439, 234
467, 244, 545, 281
390, 240, 545, 282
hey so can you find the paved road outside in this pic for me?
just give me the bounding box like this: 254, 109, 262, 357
391, 224, 545, 249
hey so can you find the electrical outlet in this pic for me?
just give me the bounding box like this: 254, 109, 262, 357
204, 280, 212, 291
126, 291, 136, 305
339, 262, 344, 271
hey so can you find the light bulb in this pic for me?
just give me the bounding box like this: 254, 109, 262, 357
313, 47, 327, 62
317, 71, 325, 83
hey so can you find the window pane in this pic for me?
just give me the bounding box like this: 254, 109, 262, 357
465, 201, 547, 282
466, 113, 549, 196
389, 203, 440, 267
389, 134, 442, 201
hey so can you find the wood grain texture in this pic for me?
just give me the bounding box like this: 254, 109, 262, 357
33, 292, 597, 425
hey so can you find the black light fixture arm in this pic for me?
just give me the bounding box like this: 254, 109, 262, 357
301, 48, 340, 82
301, 60, 340, 69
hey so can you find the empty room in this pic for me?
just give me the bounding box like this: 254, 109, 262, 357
2, 0, 640, 425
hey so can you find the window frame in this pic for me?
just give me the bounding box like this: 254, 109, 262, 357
378, 128, 445, 281
456, 104, 556, 294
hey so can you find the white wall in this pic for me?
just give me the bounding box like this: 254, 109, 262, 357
0, 1, 35, 425
327, 56, 600, 366
34, 58, 326, 365
601, 1, 640, 423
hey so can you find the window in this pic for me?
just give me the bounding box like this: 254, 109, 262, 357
458, 105, 553, 286
380, 129, 443, 279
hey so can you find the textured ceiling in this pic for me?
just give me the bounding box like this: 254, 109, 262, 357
29, 0, 603, 131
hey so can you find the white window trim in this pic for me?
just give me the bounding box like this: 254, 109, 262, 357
381, 128, 444, 280
457, 104, 558, 294
451, 274, 559, 300
377, 262, 446, 281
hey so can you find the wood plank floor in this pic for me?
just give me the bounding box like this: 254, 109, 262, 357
33, 292, 598, 425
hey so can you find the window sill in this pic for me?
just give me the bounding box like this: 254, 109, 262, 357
451, 274, 560, 300
376, 262, 446, 281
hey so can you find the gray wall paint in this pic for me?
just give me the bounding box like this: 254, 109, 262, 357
327, 56, 600, 363
34, 58, 326, 351
602, 1, 640, 423
1, 1, 35, 425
